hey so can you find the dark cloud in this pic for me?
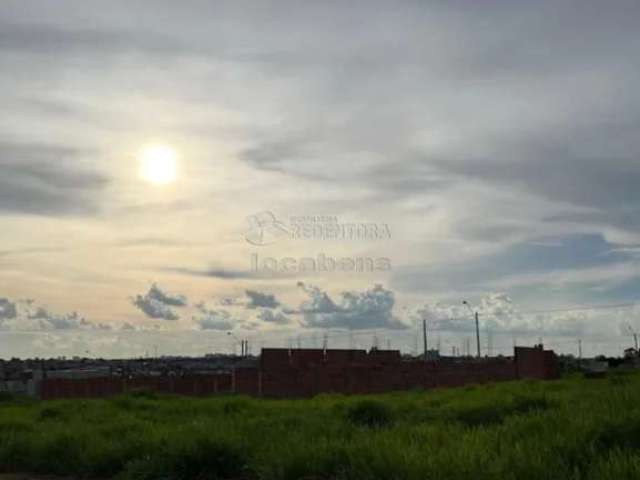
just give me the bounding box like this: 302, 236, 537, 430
0, 298, 18, 320
131, 284, 186, 321
198, 316, 233, 330
194, 307, 235, 331
433, 151, 640, 215
245, 290, 280, 309
219, 297, 238, 306
160, 267, 262, 280
159, 266, 293, 280
0, 299, 102, 331
239, 138, 337, 182
0, 21, 186, 57
131, 295, 179, 321
296, 282, 341, 314
147, 283, 187, 307
192, 302, 236, 331
256, 309, 290, 325
0, 142, 107, 216
392, 234, 635, 295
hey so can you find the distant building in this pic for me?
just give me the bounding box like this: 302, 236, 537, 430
580, 359, 609, 374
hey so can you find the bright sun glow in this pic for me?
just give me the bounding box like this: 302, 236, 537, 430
138, 145, 178, 185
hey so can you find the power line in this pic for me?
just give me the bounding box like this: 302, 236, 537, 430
515, 302, 638, 315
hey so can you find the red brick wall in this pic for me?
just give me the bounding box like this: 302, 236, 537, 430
255, 349, 556, 398
515, 346, 559, 379
39, 348, 558, 400
233, 367, 261, 396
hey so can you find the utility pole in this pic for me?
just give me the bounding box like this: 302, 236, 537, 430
464, 301, 481, 358
422, 318, 428, 362
578, 339, 582, 360
626, 324, 639, 351
475, 312, 481, 358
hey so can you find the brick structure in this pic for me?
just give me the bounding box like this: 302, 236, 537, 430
38, 346, 558, 400
252, 347, 557, 398
514, 345, 560, 380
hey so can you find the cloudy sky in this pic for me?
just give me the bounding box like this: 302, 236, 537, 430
1, 1, 639, 358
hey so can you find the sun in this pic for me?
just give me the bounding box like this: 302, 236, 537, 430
138, 145, 178, 185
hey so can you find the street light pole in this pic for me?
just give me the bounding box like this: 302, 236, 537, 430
463, 301, 481, 358
625, 324, 639, 353
422, 317, 428, 362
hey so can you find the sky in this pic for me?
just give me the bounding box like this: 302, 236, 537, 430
1, 0, 640, 358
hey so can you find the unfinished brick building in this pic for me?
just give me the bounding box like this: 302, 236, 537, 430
232, 345, 558, 398
39, 345, 558, 400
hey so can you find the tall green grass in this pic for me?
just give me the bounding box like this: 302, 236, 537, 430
0, 372, 639, 479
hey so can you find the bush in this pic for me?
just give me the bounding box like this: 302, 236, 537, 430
454, 395, 550, 428
511, 394, 551, 414
346, 400, 394, 428
455, 404, 506, 427
0, 391, 15, 402
120, 437, 248, 480
38, 407, 63, 421
608, 375, 630, 387
222, 398, 250, 415
596, 420, 640, 451
128, 388, 158, 400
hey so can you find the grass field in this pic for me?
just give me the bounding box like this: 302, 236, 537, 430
1, 371, 639, 480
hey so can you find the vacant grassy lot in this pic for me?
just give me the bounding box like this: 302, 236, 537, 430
1, 371, 639, 480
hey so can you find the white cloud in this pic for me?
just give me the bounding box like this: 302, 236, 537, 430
298, 282, 408, 330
